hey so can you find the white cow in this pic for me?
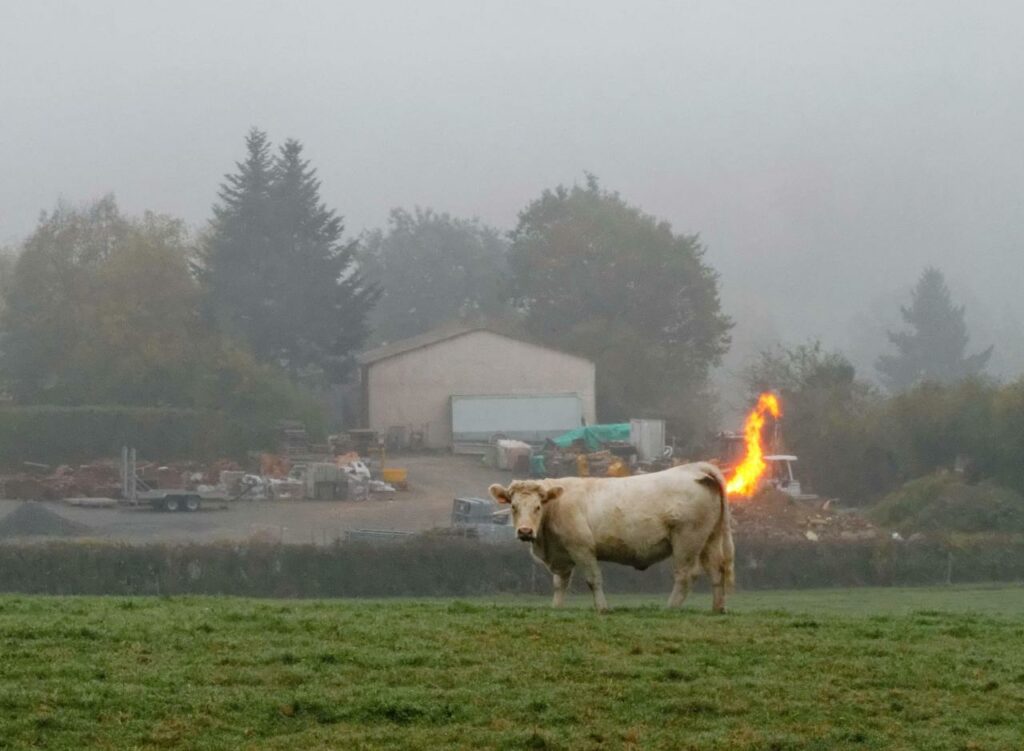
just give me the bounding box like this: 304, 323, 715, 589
489, 462, 734, 613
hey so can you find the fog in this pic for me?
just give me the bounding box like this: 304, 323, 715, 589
3, 0, 1023, 386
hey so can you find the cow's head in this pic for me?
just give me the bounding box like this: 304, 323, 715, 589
489, 480, 563, 542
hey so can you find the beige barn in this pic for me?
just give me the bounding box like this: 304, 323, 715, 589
358, 325, 596, 451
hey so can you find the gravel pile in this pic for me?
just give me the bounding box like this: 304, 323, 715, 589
0, 502, 92, 538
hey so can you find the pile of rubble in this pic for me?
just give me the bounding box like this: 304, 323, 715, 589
0, 451, 401, 504
2, 462, 122, 501
0, 502, 92, 538
0, 459, 240, 502
221, 452, 399, 501
730, 489, 878, 542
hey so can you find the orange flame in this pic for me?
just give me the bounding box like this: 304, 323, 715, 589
725, 392, 782, 497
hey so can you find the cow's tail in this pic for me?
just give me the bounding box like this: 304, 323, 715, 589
693, 462, 735, 591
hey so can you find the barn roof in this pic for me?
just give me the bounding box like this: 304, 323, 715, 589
357, 322, 594, 367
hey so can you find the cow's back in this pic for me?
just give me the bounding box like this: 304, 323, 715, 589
545, 465, 722, 569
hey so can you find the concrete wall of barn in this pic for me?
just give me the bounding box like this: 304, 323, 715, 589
365, 330, 596, 449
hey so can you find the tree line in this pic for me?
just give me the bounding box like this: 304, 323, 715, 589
0, 130, 735, 449
0, 128, 1013, 484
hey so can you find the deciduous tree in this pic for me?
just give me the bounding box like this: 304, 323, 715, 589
359, 207, 508, 344
744, 341, 891, 500
508, 177, 731, 443
0, 197, 312, 422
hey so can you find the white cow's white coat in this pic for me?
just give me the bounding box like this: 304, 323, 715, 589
490, 462, 734, 612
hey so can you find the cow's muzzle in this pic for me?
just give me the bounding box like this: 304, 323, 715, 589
517, 527, 535, 542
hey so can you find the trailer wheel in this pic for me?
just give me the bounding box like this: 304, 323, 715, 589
163, 496, 181, 512
184, 495, 201, 512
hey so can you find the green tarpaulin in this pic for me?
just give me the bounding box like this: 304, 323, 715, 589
551, 424, 630, 451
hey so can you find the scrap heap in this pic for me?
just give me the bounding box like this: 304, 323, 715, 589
0, 459, 239, 501
730, 489, 877, 542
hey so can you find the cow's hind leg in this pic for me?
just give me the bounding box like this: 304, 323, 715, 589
667, 527, 704, 609
551, 569, 573, 608
700, 536, 730, 614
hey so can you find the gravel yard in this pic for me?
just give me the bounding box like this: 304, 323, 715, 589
0, 454, 513, 545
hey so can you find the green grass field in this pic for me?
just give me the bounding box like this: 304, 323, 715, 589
2, 586, 1023, 750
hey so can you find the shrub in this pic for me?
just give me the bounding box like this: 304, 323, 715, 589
0, 536, 1021, 597
742, 343, 1024, 504
991, 380, 1024, 493
869, 472, 1024, 534
881, 380, 996, 482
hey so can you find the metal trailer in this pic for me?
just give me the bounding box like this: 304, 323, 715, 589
120, 446, 228, 512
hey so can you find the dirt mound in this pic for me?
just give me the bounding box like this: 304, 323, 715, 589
731, 489, 877, 542
0, 502, 92, 538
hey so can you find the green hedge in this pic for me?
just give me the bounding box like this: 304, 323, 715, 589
0, 536, 1021, 597
0, 405, 279, 466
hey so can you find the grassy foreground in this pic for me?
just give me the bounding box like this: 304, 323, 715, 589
1, 587, 1023, 750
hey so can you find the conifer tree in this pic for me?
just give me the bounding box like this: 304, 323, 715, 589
266, 138, 378, 378
876, 267, 992, 392
197, 130, 378, 381
194, 128, 274, 347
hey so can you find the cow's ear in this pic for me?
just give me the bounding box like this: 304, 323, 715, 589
543, 485, 564, 503
489, 484, 511, 504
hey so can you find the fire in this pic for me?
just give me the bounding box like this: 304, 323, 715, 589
725, 392, 782, 498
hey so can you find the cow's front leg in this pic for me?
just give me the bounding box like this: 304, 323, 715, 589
551, 569, 573, 608
667, 574, 691, 609
570, 550, 608, 613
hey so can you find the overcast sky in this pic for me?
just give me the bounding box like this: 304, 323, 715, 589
3, 1, 1022, 381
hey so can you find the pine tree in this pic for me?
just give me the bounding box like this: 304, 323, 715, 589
266, 138, 378, 379
197, 130, 378, 382
194, 128, 275, 349
876, 267, 992, 392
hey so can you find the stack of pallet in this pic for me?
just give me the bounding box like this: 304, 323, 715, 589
278, 421, 309, 457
